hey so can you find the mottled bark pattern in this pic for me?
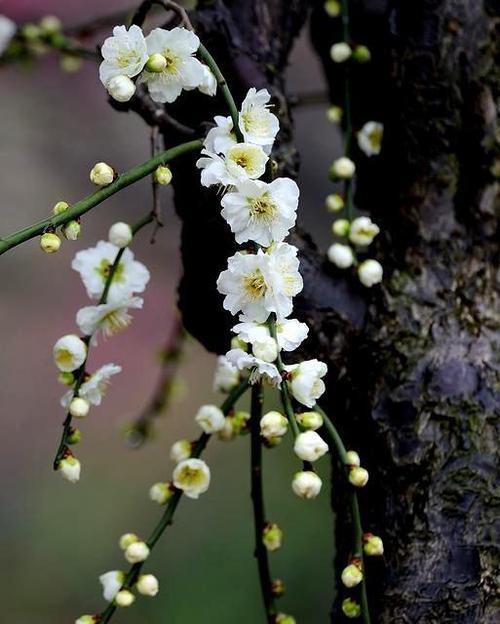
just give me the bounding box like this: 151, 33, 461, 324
123, 0, 499, 621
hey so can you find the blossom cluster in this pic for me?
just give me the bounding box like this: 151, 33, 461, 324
53, 224, 150, 483
99, 24, 216, 104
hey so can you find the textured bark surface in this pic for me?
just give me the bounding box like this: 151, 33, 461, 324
124, 0, 499, 621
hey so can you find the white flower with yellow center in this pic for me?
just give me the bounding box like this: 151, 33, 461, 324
197, 142, 268, 188
266, 242, 304, 319
349, 216, 380, 246
284, 359, 328, 408
72, 241, 150, 303
61, 363, 122, 409
53, 334, 87, 372
76, 296, 143, 342
226, 348, 281, 386
99, 25, 148, 87
139, 27, 205, 103
0, 15, 16, 56
357, 121, 383, 156
99, 570, 125, 602
238, 88, 280, 148
172, 458, 211, 499
233, 318, 308, 352
203, 116, 237, 154
220, 177, 299, 246
213, 355, 240, 393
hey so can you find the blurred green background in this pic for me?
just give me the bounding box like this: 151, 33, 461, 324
0, 2, 341, 621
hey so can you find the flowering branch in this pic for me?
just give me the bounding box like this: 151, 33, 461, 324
0, 139, 202, 256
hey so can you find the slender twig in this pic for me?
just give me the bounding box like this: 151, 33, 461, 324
0, 140, 202, 256
315, 405, 371, 624
97, 378, 251, 624
53, 212, 154, 469
340, 0, 354, 222
125, 318, 186, 447
149, 126, 164, 242
250, 382, 277, 622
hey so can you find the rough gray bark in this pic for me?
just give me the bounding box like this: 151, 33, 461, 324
123, 0, 499, 621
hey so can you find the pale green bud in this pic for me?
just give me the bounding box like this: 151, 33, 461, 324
341, 563, 363, 588
342, 598, 361, 618
325, 193, 344, 213
58, 371, 75, 386
295, 411, 323, 431
119, 533, 139, 550
62, 220, 81, 241
349, 466, 369, 487
90, 162, 115, 186
154, 165, 172, 185
324, 0, 341, 17
69, 397, 90, 419
67, 428, 82, 445
353, 45, 371, 63
364, 534, 384, 556
326, 105, 343, 123
52, 200, 69, 215
40, 232, 61, 253
115, 589, 135, 607
39, 15, 62, 35
146, 53, 167, 72
345, 450, 360, 467
332, 218, 350, 237
262, 523, 283, 551
271, 579, 286, 597
276, 614, 296, 624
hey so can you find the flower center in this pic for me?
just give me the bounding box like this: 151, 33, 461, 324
241, 109, 270, 137
179, 466, 204, 486
248, 193, 276, 222
369, 127, 383, 150
101, 309, 131, 337
162, 50, 179, 74
95, 259, 125, 284
243, 270, 267, 299
55, 349, 75, 369
117, 50, 141, 68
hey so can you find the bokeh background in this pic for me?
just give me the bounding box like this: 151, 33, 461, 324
0, 2, 342, 621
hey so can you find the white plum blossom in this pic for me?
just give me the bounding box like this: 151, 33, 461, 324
198, 64, 217, 96
99, 25, 148, 87
99, 570, 125, 602
106, 75, 136, 102
53, 334, 87, 372
108, 222, 133, 248
173, 458, 211, 499
197, 143, 268, 188
349, 216, 380, 246
357, 121, 383, 156
252, 336, 278, 363
195, 404, 225, 434
233, 318, 308, 352
140, 27, 205, 103
220, 177, 299, 246
238, 88, 279, 148
285, 359, 328, 408
124, 541, 150, 563
169, 439, 191, 464
327, 243, 354, 268
293, 431, 329, 462
90, 162, 115, 186
0, 15, 16, 55
72, 241, 150, 302
260, 410, 288, 439
358, 259, 383, 287
137, 574, 160, 597
217, 244, 302, 322
76, 296, 143, 342
61, 364, 122, 409
226, 349, 281, 386
292, 471, 323, 499
213, 355, 240, 393
203, 116, 236, 155
58, 456, 81, 483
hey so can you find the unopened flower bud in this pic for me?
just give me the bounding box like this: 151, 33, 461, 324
62, 220, 81, 241
58, 455, 81, 483
342, 598, 361, 618
52, 200, 69, 215
119, 533, 139, 550
330, 42, 352, 63
137, 573, 159, 597
40, 232, 61, 253
295, 411, 323, 431
364, 534, 384, 556
358, 259, 383, 287
67, 428, 82, 445
263, 436, 283, 448
108, 221, 132, 248
115, 589, 135, 607
106, 75, 136, 102
146, 53, 167, 72
326, 193, 344, 213
90, 162, 115, 186
124, 540, 150, 564
327, 243, 354, 269
294, 431, 329, 462
60, 54, 83, 73
349, 466, 369, 487
69, 397, 90, 419
276, 614, 296, 624
329, 156, 356, 180
349, 216, 380, 246
345, 450, 360, 467
169, 439, 192, 463
353, 45, 371, 63
262, 523, 283, 552
271, 579, 286, 597
22, 23, 41, 41
39, 15, 62, 35
332, 219, 350, 237
58, 371, 75, 385
75, 616, 98, 624
154, 165, 172, 185
326, 105, 342, 123
195, 404, 225, 434
260, 410, 288, 439
292, 471, 323, 500
149, 481, 174, 505
341, 563, 363, 588
53, 334, 87, 372
324, 0, 341, 17
252, 336, 278, 362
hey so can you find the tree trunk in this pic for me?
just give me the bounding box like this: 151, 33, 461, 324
125, 0, 500, 621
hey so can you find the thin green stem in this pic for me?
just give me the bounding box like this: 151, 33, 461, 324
97, 378, 251, 624
0, 140, 202, 256
250, 382, 277, 622
53, 212, 154, 469
315, 405, 371, 624
340, 0, 354, 222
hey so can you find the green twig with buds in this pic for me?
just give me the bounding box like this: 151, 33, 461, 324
97, 378, 250, 623
0, 139, 202, 256
53, 212, 154, 470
